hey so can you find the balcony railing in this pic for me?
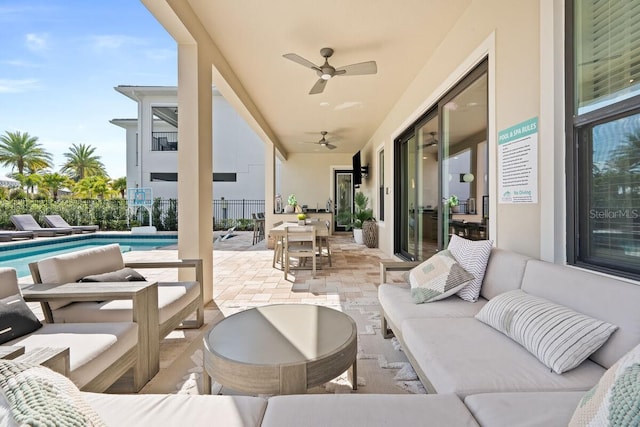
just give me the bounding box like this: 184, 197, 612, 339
152, 132, 178, 151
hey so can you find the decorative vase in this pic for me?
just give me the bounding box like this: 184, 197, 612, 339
353, 228, 364, 245
298, 220, 305, 225
363, 219, 378, 248
284, 205, 294, 213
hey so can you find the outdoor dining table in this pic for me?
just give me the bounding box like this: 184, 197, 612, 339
269, 221, 331, 269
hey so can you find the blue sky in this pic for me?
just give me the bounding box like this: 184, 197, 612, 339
0, 0, 176, 178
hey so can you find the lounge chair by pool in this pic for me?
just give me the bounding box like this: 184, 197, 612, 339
43, 214, 99, 233
10, 214, 73, 237
0, 230, 34, 242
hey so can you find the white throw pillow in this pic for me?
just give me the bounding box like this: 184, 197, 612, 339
476, 290, 618, 374
0, 360, 105, 426
569, 342, 640, 426
409, 250, 474, 304
447, 235, 493, 302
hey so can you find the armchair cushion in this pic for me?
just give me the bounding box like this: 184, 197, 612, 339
409, 250, 474, 303
36, 244, 125, 310
0, 294, 42, 345
0, 360, 105, 426
79, 267, 146, 283
476, 290, 618, 374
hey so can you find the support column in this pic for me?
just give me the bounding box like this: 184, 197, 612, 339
177, 43, 214, 304
264, 141, 276, 233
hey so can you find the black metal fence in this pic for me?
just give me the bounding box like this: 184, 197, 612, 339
0, 198, 264, 231
137, 198, 265, 230
213, 199, 265, 230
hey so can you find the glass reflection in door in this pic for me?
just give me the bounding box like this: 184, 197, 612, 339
334, 170, 353, 232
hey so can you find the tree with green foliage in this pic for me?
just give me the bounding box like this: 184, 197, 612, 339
111, 177, 127, 198
0, 131, 52, 176
61, 143, 107, 181
41, 172, 72, 201
74, 175, 113, 199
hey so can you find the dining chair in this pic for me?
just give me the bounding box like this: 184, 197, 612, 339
284, 225, 317, 279
271, 221, 284, 268
317, 220, 332, 267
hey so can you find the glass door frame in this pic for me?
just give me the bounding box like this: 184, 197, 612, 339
334, 169, 354, 232
394, 58, 488, 260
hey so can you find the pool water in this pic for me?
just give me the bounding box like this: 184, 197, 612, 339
0, 234, 177, 278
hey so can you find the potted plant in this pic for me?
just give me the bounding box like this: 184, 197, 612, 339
297, 213, 307, 225
338, 191, 374, 244
285, 194, 297, 213
447, 195, 460, 213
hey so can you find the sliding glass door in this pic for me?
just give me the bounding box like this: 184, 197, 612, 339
395, 59, 488, 260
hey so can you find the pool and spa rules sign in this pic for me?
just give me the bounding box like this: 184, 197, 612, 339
498, 117, 538, 204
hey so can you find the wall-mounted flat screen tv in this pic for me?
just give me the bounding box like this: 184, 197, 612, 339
353, 151, 362, 186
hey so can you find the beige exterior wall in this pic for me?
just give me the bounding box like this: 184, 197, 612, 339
279, 153, 352, 213
361, 0, 547, 259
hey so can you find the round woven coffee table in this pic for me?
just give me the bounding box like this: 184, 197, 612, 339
203, 304, 357, 395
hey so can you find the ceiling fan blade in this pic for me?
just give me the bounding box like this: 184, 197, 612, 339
309, 79, 327, 95
283, 53, 321, 71
325, 143, 337, 150
335, 61, 377, 76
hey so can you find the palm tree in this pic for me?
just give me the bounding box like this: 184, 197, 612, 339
41, 172, 71, 201
60, 143, 107, 181
0, 131, 52, 175
111, 177, 128, 198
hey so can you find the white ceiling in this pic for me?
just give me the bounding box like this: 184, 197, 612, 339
179, 0, 472, 156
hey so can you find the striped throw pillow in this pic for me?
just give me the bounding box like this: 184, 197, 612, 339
476, 290, 618, 374
447, 235, 493, 302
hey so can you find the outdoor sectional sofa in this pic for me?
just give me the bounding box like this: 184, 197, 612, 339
377, 247, 640, 425
1, 247, 638, 426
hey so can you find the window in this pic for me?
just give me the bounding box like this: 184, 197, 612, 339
151, 106, 178, 151
567, 0, 640, 278
213, 173, 237, 182
150, 173, 238, 182
150, 173, 177, 182
378, 149, 385, 221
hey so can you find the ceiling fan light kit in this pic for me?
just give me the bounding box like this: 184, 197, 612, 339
283, 47, 377, 94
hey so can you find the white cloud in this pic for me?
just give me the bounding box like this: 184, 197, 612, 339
25, 33, 49, 52
2, 59, 40, 68
0, 78, 39, 93
91, 35, 145, 50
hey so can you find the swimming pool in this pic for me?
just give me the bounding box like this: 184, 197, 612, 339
0, 234, 178, 278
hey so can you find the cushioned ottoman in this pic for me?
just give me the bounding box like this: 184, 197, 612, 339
84, 392, 267, 427
261, 394, 479, 427
464, 391, 584, 427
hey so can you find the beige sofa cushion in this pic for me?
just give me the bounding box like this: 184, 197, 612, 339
37, 244, 125, 310
480, 248, 531, 300
401, 317, 606, 397
261, 394, 479, 427
83, 393, 267, 427
465, 391, 584, 427
5, 322, 137, 389
521, 260, 640, 369
50, 281, 199, 325
379, 283, 486, 337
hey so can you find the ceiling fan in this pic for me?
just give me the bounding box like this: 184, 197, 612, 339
304, 131, 337, 150
283, 47, 377, 94
420, 132, 438, 149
